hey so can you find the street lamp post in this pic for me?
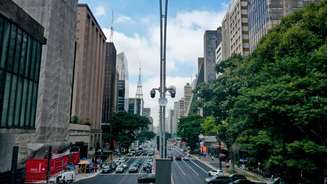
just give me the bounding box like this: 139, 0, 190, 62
150, 0, 176, 159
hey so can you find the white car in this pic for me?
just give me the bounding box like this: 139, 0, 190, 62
208, 169, 224, 177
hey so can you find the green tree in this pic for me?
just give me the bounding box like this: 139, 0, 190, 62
137, 131, 156, 143
104, 112, 151, 151
194, 2, 326, 183
177, 115, 203, 151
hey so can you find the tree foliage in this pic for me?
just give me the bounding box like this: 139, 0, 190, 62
137, 131, 156, 143
104, 112, 151, 151
177, 115, 203, 151
194, 2, 326, 183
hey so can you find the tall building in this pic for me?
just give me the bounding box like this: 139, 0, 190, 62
248, 0, 283, 52
128, 98, 144, 116
173, 101, 180, 130
0, 0, 46, 173
215, 27, 223, 67
116, 52, 129, 112
142, 107, 153, 131
72, 4, 106, 149
248, 0, 319, 53
221, 13, 231, 61
222, 0, 250, 60
197, 57, 205, 83
216, 43, 223, 65
203, 30, 218, 83
13, 0, 78, 144
179, 98, 185, 118
102, 42, 117, 125
184, 83, 192, 116
169, 110, 175, 135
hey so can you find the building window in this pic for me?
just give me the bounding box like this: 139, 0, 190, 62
0, 14, 43, 129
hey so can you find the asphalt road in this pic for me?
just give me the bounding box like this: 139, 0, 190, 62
76, 147, 214, 184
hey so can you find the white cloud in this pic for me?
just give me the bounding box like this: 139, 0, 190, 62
95, 6, 106, 17
116, 15, 133, 23
103, 9, 225, 126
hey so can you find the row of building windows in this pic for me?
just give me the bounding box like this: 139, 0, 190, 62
0, 15, 42, 129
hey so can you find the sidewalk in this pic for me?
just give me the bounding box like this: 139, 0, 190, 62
75, 170, 101, 182
191, 155, 271, 183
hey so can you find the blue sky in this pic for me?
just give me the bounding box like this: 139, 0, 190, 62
79, 0, 229, 126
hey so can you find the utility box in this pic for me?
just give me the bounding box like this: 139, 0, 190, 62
155, 158, 172, 184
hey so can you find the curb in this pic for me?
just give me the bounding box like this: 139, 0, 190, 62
74, 170, 101, 182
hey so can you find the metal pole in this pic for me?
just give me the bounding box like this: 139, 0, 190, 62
10, 146, 18, 184
46, 146, 52, 184
159, 0, 168, 158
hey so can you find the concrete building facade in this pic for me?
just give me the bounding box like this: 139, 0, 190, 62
72, 4, 106, 149
0, 0, 46, 173
102, 42, 117, 125
179, 98, 185, 118
222, 0, 250, 59
142, 107, 153, 131
248, 0, 319, 53
203, 30, 218, 83
221, 13, 231, 61
183, 83, 192, 116
13, 0, 78, 146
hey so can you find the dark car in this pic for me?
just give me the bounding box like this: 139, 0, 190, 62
229, 179, 261, 184
205, 176, 231, 184
101, 165, 114, 173
230, 174, 247, 181
175, 155, 182, 161
137, 174, 156, 184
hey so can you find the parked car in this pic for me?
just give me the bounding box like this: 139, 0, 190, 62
229, 174, 247, 181
229, 179, 262, 184
208, 169, 224, 177
129, 166, 138, 173
101, 165, 114, 173
137, 174, 156, 184
56, 171, 75, 184
115, 166, 124, 173
205, 175, 231, 184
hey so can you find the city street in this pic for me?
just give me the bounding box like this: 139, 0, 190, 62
76, 147, 214, 184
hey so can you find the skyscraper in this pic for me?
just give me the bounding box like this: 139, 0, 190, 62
102, 42, 117, 124
72, 4, 106, 149
222, 0, 250, 59
179, 98, 185, 118
248, 0, 319, 53
142, 108, 153, 132
128, 98, 144, 116
116, 52, 129, 112
184, 83, 192, 116
203, 30, 218, 83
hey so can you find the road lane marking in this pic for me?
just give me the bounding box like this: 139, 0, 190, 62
190, 159, 208, 174
171, 175, 175, 184
182, 160, 199, 176
174, 161, 186, 176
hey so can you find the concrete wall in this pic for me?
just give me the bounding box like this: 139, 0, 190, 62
68, 124, 90, 146
13, 0, 78, 144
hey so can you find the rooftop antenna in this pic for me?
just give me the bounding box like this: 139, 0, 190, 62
136, 61, 143, 99
110, 10, 114, 42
